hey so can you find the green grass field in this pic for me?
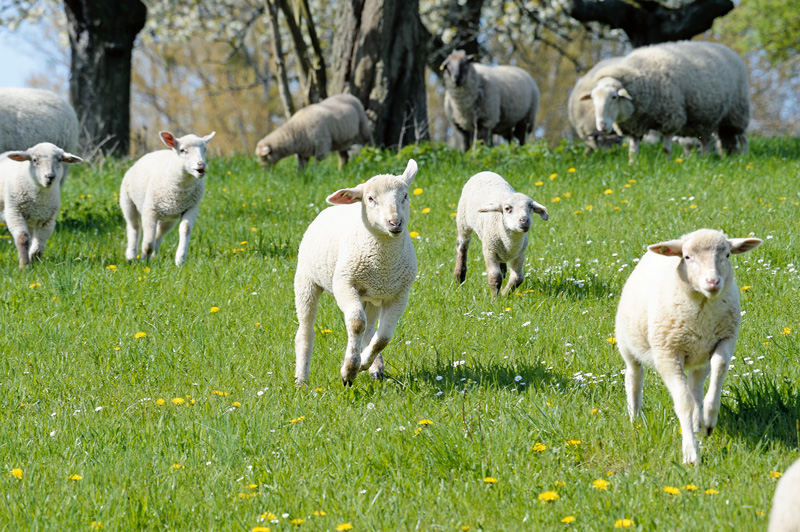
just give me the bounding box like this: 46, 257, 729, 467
1, 138, 798, 531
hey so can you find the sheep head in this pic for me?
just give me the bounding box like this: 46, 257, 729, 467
440, 50, 477, 87
581, 77, 634, 134
6, 142, 82, 188
478, 193, 548, 233
648, 229, 762, 299
160, 131, 215, 179
326, 159, 418, 238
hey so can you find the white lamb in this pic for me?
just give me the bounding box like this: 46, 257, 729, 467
615, 229, 762, 465
255, 94, 373, 170
120, 130, 215, 266
441, 50, 540, 152
0, 143, 83, 268
768, 457, 800, 532
0, 88, 79, 153
454, 171, 548, 297
581, 41, 749, 163
294, 159, 418, 386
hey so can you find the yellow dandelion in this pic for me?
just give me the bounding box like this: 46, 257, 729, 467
261, 512, 278, 521
566, 440, 581, 446
781, 327, 791, 335
585, 205, 593, 211
212, 390, 228, 396
409, 231, 420, 238
663, 486, 681, 495
705, 488, 719, 495
549, 173, 557, 180
29, 282, 41, 289
240, 241, 248, 245
210, 306, 220, 313
770, 471, 783, 479
90, 522, 103, 530
563, 192, 572, 198
483, 476, 498, 484
320, 329, 333, 334
685, 484, 699, 491
336, 524, 354, 531
561, 516, 576, 524
535, 181, 544, 186
10, 468, 23, 479
413, 188, 423, 195
69, 474, 83, 481
606, 337, 616, 344
171, 464, 184, 470
106, 265, 117, 271
232, 402, 241, 407
156, 398, 165, 406
290, 518, 304, 525
533, 442, 547, 452
246, 483, 258, 489
251, 527, 270, 532
422, 207, 431, 214
311, 510, 326, 516
604, 189, 613, 195
614, 518, 634, 528
290, 416, 306, 423
741, 286, 752, 291
251, 227, 258, 232
567, 167, 576, 173
552, 197, 561, 203
592, 479, 610, 491
590, 408, 599, 415
418, 419, 434, 426
461, 527, 471, 531
675, 157, 684, 163
134, 331, 147, 339
574, 210, 583, 215
757, 511, 765, 517
763, 341, 772, 346
538, 490, 560, 502
172, 397, 185, 405
144, 267, 150, 273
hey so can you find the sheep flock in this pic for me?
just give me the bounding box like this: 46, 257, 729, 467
3, 37, 793, 521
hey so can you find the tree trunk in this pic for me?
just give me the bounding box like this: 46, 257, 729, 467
562, 0, 734, 47
331, 0, 428, 148
277, 0, 327, 105
266, 0, 296, 119
63, 0, 147, 157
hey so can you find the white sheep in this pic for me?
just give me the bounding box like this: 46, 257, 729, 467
581, 41, 749, 163
0, 88, 79, 153
255, 94, 373, 170
120, 130, 215, 266
0, 142, 83, 268
568, 57, 624, 153
615, 229, 762, 465
441, 50, 540, 151
768, 457, 800, 532
294, 159, 418, 386
454, 171, 548, 297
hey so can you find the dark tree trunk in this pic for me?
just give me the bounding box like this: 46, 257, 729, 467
331, 0, 428, 148
63, 0, 147, 157
266, 0, 296, 119
563, 0, 734, 47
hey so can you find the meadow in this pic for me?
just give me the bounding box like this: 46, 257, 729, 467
1, 138, 799, 531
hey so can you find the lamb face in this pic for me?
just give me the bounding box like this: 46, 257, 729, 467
6, 142, 82, 188
160, 131, 215, 179
478, 192, 548, 233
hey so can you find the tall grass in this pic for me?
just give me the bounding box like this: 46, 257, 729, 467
1, 138, 798, 531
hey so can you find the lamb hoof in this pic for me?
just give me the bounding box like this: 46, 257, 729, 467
341, 377, 354, 387
369, 369, 384, 381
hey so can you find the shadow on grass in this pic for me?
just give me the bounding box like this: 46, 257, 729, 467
719, 376, 800, 449
523, 271, 616, 301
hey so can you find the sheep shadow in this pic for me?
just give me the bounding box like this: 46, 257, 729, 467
718, 376, 800, 449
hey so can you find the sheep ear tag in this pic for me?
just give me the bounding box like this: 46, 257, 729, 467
326, 188, 363, 205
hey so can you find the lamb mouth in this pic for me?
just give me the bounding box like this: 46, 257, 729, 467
388, 227, 403, 235
195, 168, 206, 177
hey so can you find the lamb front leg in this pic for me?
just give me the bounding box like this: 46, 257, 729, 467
702, 337, 736, 435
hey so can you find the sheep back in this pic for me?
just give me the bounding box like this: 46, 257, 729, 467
0, 88, 79, 153
593, 41, 749, 140
458, 171, 519, 247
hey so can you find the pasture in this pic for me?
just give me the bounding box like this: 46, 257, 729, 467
1, 138, 798, 531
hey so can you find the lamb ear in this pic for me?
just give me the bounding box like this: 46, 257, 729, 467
400, 159, 417, 186
260, 145, 271, 156
6, 151, 30, 162
579, 93, 592, 101
729, 238, 762, 254
326, 186, 363, 205
61, 153, 83, 164
160, 131, 178, 149
530, 200, 549, 221
648, 239, 684, 256
203, 131, 216, 144
477, 203, 503, 213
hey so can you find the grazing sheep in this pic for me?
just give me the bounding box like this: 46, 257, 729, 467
0, 143, 83, 268
615, 229, 762, 465
768, 457, 800, 532
294, 159, 418, 386
0, 88, 79, 153
454, 171, 548, 297
120, 130, 215, 266
581, 41, 749, 164
441, 50, 540, 151
568, 57, 624, 153
255, 94, 372, 170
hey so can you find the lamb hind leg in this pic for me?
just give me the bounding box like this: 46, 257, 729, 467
294, 278, 323, 386
454, 231, 472, 284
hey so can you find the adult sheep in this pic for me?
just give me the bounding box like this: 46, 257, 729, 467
615, 229, 761, 465
581, 41, 749, 164
255, 94, 373, 170
567, 57, 624, 153
768, 457, 800, 532
441, 50, 539, 151
0, 88, 79, 153
294, 160, 418, 386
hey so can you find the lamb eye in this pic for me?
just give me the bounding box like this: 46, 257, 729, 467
684, 255, 692, 261
180, 148, 188, 155
504, 206, 513, 213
